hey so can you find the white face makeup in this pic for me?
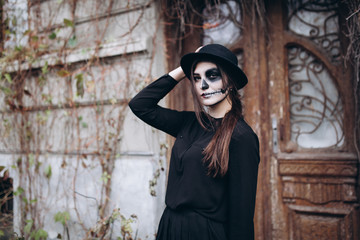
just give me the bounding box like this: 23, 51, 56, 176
193, 62, 228, 107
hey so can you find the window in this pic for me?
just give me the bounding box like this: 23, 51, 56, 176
287, 0, 344, 148
288, 0, 340, 62
202, 1, 242, 46
288, 46, 344, 148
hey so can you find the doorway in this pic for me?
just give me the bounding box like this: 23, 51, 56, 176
164, 0, 359, 239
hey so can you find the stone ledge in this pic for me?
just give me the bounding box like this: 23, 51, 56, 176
1, 37, 150, 73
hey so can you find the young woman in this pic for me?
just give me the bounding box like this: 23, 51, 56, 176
129, 44, 259, 240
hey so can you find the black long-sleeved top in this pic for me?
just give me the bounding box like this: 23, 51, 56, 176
128, 74, 259, 240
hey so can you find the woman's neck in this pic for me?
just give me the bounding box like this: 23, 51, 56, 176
207, 96, 232, 118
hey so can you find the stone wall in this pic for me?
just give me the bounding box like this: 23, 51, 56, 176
0, 0, 167, 238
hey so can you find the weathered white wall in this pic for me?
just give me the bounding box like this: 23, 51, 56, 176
0, 0, 168, 239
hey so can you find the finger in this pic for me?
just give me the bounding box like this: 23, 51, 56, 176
195, 46, 203, 53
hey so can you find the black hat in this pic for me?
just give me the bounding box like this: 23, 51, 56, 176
180, 44, 248, 89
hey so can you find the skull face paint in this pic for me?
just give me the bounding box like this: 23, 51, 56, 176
193, 62, 228, 107
198, 68, 222, 90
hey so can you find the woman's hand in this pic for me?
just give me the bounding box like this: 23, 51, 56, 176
195, 46, 203, 53
169, 46, 203, 81
169, 66, 186, 82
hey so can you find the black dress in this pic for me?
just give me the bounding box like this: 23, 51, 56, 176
128, 75, 260, 240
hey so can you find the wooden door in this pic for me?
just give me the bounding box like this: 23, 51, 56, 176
262, 1, 359, 239
165, 0, 359, 239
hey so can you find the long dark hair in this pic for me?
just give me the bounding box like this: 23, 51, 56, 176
190, 60, 243, 177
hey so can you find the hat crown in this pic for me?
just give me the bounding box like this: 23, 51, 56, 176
198, 44, 238, 66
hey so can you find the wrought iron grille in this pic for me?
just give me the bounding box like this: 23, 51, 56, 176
288, 0, 341, 63
288, 46, 344, 148
202, 1, 242, 46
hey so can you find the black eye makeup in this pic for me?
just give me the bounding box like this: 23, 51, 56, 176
205, 68, 221, 82
193, 67, 221, 83
193, 74, 201, 82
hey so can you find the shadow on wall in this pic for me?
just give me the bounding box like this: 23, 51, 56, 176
0, 174, 13, 239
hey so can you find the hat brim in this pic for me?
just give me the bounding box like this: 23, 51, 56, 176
180, 52, 248, 90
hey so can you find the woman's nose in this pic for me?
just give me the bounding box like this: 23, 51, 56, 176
201, 79, 209, 90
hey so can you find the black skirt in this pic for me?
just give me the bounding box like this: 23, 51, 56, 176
156, 207, 227, 240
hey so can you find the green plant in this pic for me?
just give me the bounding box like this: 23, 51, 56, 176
54, 211, 70, 239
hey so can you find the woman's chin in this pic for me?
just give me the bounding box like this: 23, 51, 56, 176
200, 96, 226, 107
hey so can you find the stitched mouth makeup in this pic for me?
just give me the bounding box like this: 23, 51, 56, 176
201, 90, 224, 98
